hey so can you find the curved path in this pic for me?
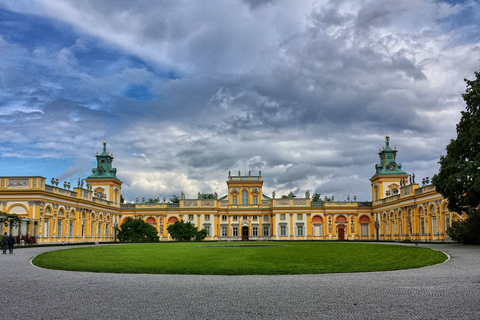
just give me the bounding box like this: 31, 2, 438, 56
1, 243, 479, 320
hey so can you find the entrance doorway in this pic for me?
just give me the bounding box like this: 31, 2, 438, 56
242, 226, 249, 241
337, 227, 345, 240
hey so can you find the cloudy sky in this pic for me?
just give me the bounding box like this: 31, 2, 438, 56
0, 0, 479, 202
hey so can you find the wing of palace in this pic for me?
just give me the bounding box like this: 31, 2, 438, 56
0, 137, 456, 243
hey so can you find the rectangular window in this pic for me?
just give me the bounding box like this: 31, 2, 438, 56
221, 226, 228, 237
233, 226, 238, 236
263, 226, 269, 236
252, 215, 257, 221
280, 225, 287, 236
44, 219, 49, 237
297, 214, 302, 220
205, 214, 210, 220
445, 214, 451, 232
57, 220, 62, 237
314, 224, 324, 237
253, 195, 258, 205
233, 215, 238, 221
360, 224, 368, 237
189, 214, 194, 220
264, 215, 269, 221
205, 227, 210, 236
242, 190, 248, 204
433, 217, 437, 233
297, 225, 304, 236
232, 196, 237, 205
222, 215, 227, 221
280, 214, 285, 220
243, 215, 248, 220
69, 221, 74, 237
420, 218, 425, 235
252, 226, 258, 236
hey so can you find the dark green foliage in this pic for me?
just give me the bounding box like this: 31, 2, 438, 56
169, 195, 179, 203
433, 72, 480, 244
167, 220, 206, 241
117, 217, 159, 242
0, 211, 20, 227
311, 193, 321, 202
447, 215, 480, 244
198, 193, 215, 199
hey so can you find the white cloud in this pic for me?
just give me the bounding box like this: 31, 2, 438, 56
0, 0, 479, 202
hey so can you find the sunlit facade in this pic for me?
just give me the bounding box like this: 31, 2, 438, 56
0, 137, 455, 243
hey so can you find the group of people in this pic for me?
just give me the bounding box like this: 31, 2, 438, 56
2, 232, 15, 254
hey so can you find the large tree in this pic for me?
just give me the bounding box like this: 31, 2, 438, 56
117, 217, 159, 242
167, 220, 207, 241
432, 72, 480, 244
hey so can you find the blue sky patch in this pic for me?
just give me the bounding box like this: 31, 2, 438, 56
123, 84, 157, 101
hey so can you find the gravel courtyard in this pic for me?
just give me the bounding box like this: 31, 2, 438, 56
1, 243, 479, 320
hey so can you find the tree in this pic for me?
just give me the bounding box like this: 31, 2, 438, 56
146, 198, 160, 204
311, 193, 321, 202
116, 217, 159, 242
167, 220, 207, 241
170, 195, 180, 203
198, 193, 215, 199
0, 211, 20, 227
432, 72, 480, 244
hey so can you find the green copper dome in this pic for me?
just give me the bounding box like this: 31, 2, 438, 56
371, 135, 408, 178
86, 141, 122, 181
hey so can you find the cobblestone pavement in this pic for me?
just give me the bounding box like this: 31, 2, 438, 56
1, 243, 479, 320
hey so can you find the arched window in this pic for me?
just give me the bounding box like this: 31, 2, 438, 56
168, 217, 178, 224
359, 215, 370, 223
242, 190, 248, 205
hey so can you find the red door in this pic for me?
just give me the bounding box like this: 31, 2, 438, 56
242, 227, 249, 241
337, 227, 345, 240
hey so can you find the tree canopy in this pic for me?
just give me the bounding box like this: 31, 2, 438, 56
0, 211, 20, 227
432, 72, 480, 244
170, 195, 180, 203
117, 217, 159, 242
167, 220, 207, 241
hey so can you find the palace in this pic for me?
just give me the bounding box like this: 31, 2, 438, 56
0, 136, 455, 243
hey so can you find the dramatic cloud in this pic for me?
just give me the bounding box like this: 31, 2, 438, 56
0, 0, 479, 202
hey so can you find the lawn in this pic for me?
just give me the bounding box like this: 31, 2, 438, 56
32, 242, 447, 275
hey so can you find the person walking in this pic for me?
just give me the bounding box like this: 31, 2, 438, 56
7, 234, 15, 254
2, 232, 7, 254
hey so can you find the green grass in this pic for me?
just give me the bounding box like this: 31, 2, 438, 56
32, 242, 448, 275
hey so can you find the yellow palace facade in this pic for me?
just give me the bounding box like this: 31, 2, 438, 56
0, 137, 455, 243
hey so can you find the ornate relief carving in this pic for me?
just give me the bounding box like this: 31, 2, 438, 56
8, 178, 29, 189
184, 200, 197, 207
293, 199, 307, 206
200, 200, 214, 207
276, 200, 290, 206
